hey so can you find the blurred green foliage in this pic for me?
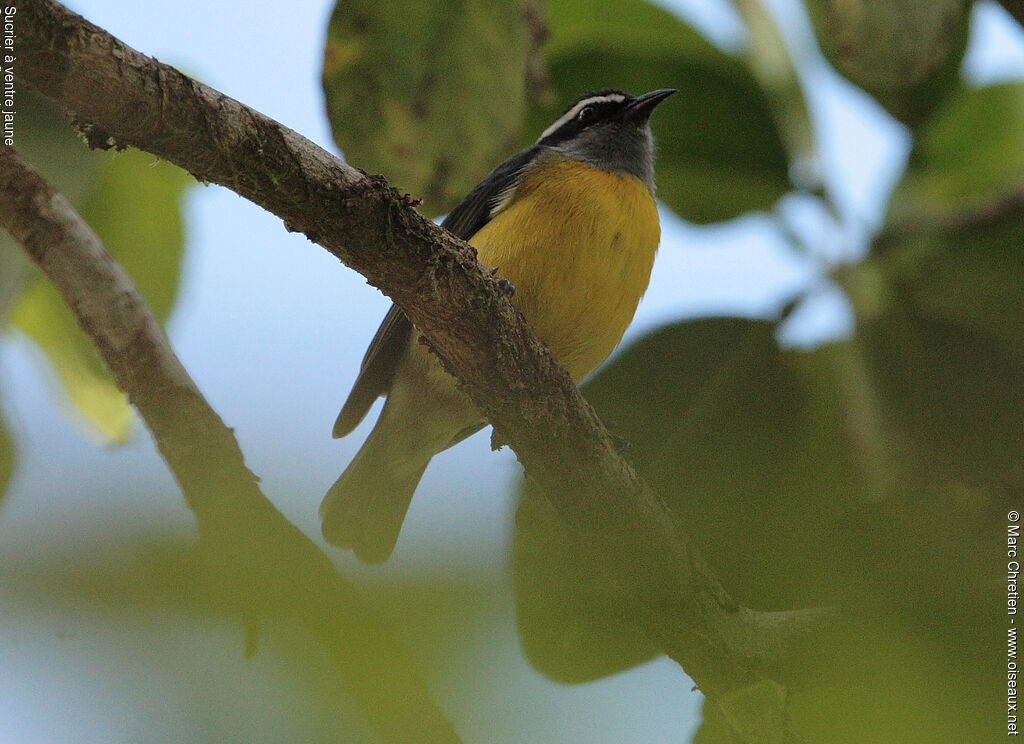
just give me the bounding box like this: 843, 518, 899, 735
566, 310, 1007, 739
535, 0, 792, 221
323, 0, 792, 222
892, 83, 1024, 217
0, 92, 191, 443
806, 0, 972, 127
869, 80, 1024, 384
508, 1, 1019, 741
0, 531, 501, 744
322, 0, 529, 214
0, 413, 12, 504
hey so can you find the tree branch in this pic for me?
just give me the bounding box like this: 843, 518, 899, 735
17, 0, 834, 706
1000, 0, 1024, 31
0, 146, 461, 744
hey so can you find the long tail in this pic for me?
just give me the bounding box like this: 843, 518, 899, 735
319, 423, 430, 563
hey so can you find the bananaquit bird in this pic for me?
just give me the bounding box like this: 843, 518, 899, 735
321, 88, 676, 562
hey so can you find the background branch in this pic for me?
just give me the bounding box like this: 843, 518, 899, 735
0, 146, 461, 744
874, 182, 1024, 251
17, 0, 834, 703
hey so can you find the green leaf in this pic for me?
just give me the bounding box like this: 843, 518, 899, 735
5, 90, 98, 202
876, 84, 1024, 365
12, 148, 191, 442
862, 221, 1024, 369
0, 411, 13, 503
531, 0, 791, 222
77, 151, 191, 322
514, 318, 883, 684
0, 91, 94, 324
580, 319, 877, 609
0, 235, 31, 322
806, 0, 971, 127
890, 84, 1024, 218
2, 92, 191, 442
541, 0, 713, 56
856, 290, 1024, 488
14, 283, 135, 441
514, 486, 660, 682
526, 312, 1002, 736
321, 0, 529, 214
793, 301, 1010, 742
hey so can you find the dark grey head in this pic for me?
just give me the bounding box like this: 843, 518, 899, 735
536, 88, 676, 192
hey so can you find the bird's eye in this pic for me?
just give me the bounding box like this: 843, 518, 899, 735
577, 105, 596, 122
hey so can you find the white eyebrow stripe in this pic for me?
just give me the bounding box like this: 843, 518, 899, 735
537, 93, 627, 141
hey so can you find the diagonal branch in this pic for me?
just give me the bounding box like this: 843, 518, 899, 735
1000, 1, 1024, 30
17, 0, 834, 704
0, 146, 461, 744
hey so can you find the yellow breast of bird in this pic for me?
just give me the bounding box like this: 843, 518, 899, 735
470, 154, 660, 382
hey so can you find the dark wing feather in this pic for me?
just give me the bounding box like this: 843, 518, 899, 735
333, 304, 411, 437
332, 147, 540, 438
440, 146, 539, 240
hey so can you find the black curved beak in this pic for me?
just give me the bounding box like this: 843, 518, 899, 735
624, 88, 677, 121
